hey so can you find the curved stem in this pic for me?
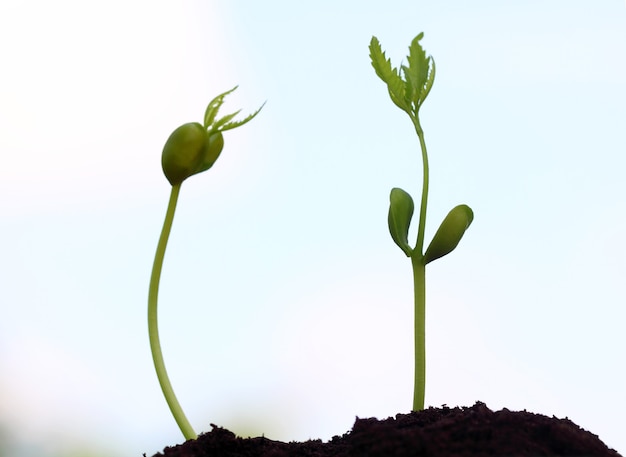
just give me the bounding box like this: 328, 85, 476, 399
412, 116, 429, 256
148, 183, 197, 441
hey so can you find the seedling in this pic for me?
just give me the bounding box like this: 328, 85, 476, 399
369, 34, 473, 411
148, 87, 263, 440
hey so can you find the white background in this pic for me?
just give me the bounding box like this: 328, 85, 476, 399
1, 1, 625, 456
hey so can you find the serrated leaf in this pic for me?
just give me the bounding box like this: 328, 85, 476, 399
212, 109, 242, 131
406, 33, 429, 93
388, 187, 415, 257
203, 86, 238, 129
219, 101, 266, 132
370, 36, 410, 114
402, 33, 435, 110
420, 58, 436, 103
369, 37, 394, 83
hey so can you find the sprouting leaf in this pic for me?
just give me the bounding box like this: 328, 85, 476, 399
369, 36, 410, 114
388, 187, 415, 256
421, 58, 436, 103
405, 34, 428, 95
218, 101, 266, 132
203, 86, 238, 129
403, 33, 435, 110
423, 204, 473, 264
211, 109, 242, 131
371, 33, 435, 119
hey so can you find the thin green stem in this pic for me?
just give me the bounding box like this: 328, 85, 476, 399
411, 256, 426, 411
412, 116, 429, 256
411, 114, 429, 412
148, 183, 198, 441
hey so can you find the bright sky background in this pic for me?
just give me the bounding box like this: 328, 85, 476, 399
1, 1, 625, 456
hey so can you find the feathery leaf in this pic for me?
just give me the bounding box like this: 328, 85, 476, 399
370, 36, 410, 113
203, 86, 238, 129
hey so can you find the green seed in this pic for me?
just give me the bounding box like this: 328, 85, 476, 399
161, 122, 207, 186
194, 131, 224, 176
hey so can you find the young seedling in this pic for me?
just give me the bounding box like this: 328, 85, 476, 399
369, 34, 473, 411
148, 87, 263, 440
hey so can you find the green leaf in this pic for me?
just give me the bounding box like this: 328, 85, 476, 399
203, 86, 238, 129
388, 187, 415, 256
406, 34, 428, 94
211, 109, 242, 131
371, 33, 435, 119
403, 33, 435, 109
218, 101, 266, 132
421, 58, 436, 103
423, 204, 473, 264
369, 36, 410, 114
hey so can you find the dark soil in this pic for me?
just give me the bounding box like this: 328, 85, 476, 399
148, 402, 621, 457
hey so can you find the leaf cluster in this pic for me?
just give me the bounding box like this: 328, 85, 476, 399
204, 86, 265, 134
369, 33, 435, 121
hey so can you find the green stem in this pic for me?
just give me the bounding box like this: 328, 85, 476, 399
411, 114, 429, 411
413, 116, 429, 255
148, 183, 198, 441
411, 256, 426, 411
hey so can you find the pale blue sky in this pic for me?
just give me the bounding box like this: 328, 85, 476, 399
1, 1, 625, 456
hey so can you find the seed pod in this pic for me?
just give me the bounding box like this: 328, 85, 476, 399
388, 187, 414, 257
423, 204, 473, 264
162, 122, 207, 186
161, 123, 225, 186
193, 131, 224, 176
